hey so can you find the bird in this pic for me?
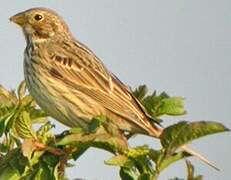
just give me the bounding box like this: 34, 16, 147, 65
10, 7, 216, 169
10, 7, 161, 138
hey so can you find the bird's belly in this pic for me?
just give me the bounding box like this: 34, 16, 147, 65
24, 62, 104, 129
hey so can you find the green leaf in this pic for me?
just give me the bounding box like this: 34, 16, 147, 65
36, 122, 55, 144
105, 155, 133, 168
42, 153, 59, 167
2, 108, 18, 134
140, 91, 170, 118
0, 117, 5, 137
135, 87, 186, 118
160, 121, 229, 155
0, 166, 20, 180
126, 145, 150, 158
33, 162, 54, 180
29, 109, 48, 124
88, 116, 106, 133
72, 145, 89, 160
120, 167, 138, 180
14, 111, 37, 139
57, 132, 95, 146
69, 127, 84, 134
0, 148, 26, 178
159, 151, 191, 172
157, 97, 186, 116
125, 146, 154, 175
138, 173, 153, 180
58, 127, 128, 153
148, 149, 161, 163
133, 85, 148, 101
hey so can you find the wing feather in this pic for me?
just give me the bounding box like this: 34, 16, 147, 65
47, 40, 154, 133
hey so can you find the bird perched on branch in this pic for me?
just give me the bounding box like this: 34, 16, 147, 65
10, 7, 216, 169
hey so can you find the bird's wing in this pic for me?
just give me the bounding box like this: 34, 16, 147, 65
47, 40, 154, 133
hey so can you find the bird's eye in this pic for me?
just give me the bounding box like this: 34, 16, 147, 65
34, 14, 43, 21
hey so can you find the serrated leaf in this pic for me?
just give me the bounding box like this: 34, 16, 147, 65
160, 121, 229, 155
15, 111, 36, 139
141, 91, 170, 118
158, 97, 186, 116
142, 95, 163, 117
105, 155, 133, 168
133, 85, 148, 101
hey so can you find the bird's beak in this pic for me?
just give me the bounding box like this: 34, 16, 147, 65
9, 12, 26, 27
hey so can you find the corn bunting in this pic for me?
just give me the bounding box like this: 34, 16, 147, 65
10, 7, 161, 137
10, 7, 216, 168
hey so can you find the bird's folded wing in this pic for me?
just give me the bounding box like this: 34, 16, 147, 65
47, 42, 152, 131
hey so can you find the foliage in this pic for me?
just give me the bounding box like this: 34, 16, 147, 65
0, 83, 229, 180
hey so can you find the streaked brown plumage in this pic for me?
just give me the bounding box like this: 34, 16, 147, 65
10, 7, 217, 169
10, 7, 161, 138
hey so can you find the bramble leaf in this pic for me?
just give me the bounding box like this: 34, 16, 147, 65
160, 121, 229, 155
14, 111, 37, 139
133, 85, 148, 101
88, 116, 106, 133
157, 97, 186, 116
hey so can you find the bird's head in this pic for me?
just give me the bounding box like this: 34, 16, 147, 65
10, 8, 71, 43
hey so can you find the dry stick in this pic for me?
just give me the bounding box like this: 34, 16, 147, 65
181, 145, 219, 171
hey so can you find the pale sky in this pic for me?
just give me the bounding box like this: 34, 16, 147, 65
1, 1, 231, 179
